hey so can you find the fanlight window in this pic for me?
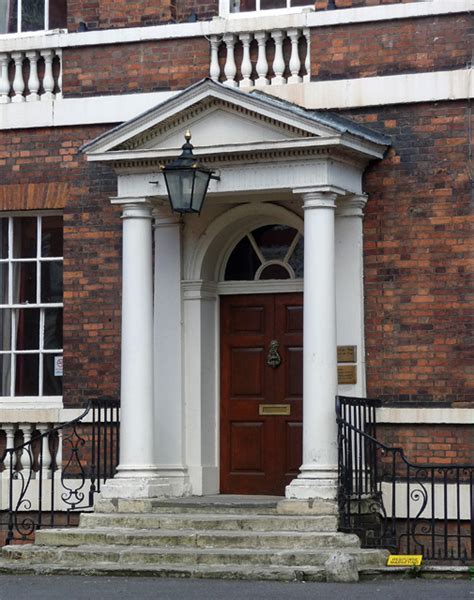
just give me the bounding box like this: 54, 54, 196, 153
224, 225, 303, 281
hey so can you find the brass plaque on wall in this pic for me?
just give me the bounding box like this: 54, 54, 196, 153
338, 365, 357, 385
337, 345, 357, 363
259, 404, 291, 416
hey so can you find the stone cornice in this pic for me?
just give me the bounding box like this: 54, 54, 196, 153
0, 0, 469, 53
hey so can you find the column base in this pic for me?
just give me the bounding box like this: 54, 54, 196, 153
153, 467, 192, 497
285, 464, 338, 501
98, 476, 172, 500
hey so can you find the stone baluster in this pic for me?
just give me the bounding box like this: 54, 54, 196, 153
25, 51, 40, 101
40, 49, 55, 100
287, 29, 302, 84
209, 36, 221, 82
18, 424, 33, 473
271, 30, 286, 85
54, 429, 63, 478
222, 33, 237, 88
254, 32, 269, 88
0, 53, 10, 104
37, 424, 52, 479
303, 28, 311, 83
3, 425, 17, 476
56, 49, 63, 99
11, 52, 25, 103
239, 33, 253, 87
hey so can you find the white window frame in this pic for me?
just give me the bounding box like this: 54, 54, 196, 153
219, 0, 313, 18
0, 211, 63, 407
0, 0, 66, 37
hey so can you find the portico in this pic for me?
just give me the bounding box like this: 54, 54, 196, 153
82, 79, 389, 504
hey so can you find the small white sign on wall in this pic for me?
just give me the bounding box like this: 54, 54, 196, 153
54, 356, 63, 377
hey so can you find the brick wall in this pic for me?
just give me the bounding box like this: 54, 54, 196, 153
379, 424, 474, 465
0, 126, 121, 408
67, 0, 219, 31
338, 101, 471, 407
311, 15, 471, 80
63, 38, 210, 97
315, 0, 422, 9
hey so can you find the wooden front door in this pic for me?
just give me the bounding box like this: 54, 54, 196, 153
220, 293, 303, 495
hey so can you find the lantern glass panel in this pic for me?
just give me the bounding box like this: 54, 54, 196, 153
191, 170, 212, 213
165, 169, 194, 212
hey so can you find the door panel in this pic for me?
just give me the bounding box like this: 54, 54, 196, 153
220, 293, 302, 495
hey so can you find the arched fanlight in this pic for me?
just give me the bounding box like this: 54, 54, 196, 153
161, 130, 220, 214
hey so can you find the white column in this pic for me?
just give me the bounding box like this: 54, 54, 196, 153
152, 212, 189, 496
11, 52, 25, 103
0, 53, 11, 103
286, 189, 338, 501
37, 424, 52, 479
55, 429, 63, 478
287, 29, 302, 84
209, 36, 221, 82
100, 200, 168, 500
56, 49, 63, 99
2, 425, 16, 476
239, 33, 253, 88
223, 33, 238, 88
255, 32, 269, 88
271, 30, 286, 86
335, 195, 368, 397
40, 49, 55, 100
303, 28, 311, 83
18, 424, 33, 473
25, 51, 40, 101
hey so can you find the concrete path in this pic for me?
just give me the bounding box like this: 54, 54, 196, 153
0, 575, 472, 600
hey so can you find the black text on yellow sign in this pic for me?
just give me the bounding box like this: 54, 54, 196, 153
387, 555, 423, 567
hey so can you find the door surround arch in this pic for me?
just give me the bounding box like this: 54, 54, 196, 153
182, 202, 304, 495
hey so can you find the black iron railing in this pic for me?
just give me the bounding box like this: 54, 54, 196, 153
337, 395, 474, 562
0, 396, 119, 544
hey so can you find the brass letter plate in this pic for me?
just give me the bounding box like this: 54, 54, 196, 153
338, 365, 357, 385
259, 404, 291, 416
337, 345, 357, 363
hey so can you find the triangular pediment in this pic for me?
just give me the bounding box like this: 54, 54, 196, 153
82, 79, 389, 162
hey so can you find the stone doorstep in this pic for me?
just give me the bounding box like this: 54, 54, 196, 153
3, 544, 387, 568
79, 512, 339, 532
0, 560, 329, 582
0, 559, 470, 582
33, 528, 362, 550
93, 496, 338, 516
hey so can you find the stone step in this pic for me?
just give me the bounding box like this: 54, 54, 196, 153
0, 558, 328, 582
94, 496, 284, 516
79, 512, 338, 532
3, 543, 386, 568
34, 527, 361, 550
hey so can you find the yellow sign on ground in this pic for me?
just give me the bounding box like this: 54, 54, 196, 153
387, 555, 423, 567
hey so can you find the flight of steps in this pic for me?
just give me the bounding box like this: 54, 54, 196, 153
0, 496, 388, 581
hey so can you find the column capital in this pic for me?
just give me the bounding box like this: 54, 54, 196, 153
293, 188, 338, 210
112, 199, 153, 220
336, 194, 368, 218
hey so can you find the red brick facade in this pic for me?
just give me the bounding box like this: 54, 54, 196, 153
311, 15, 471, 80
0, 126, 121, 407
63, 39, 210, 97
0, 2, 472, 466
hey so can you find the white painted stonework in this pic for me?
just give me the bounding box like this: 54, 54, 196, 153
83, 80, 389, 501
1, 69, 472, 130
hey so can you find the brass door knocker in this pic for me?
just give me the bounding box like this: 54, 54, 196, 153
267, 340, 281, 368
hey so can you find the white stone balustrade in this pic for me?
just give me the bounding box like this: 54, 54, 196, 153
1, 423, 60, 479
210, 27, 310, 88
0, 48, 62, 104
